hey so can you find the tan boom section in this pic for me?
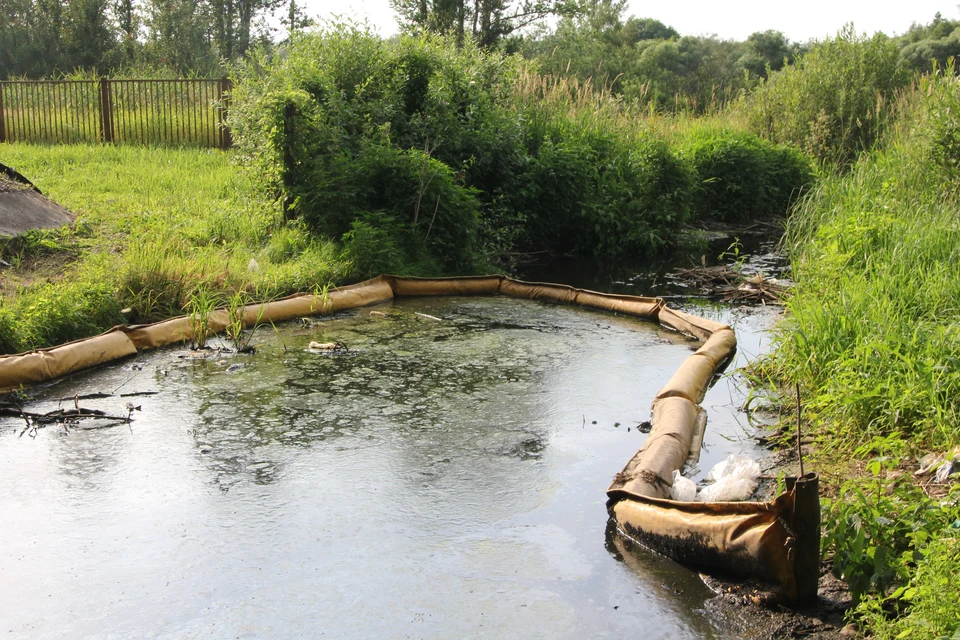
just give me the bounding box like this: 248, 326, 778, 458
0, 274, 818, 603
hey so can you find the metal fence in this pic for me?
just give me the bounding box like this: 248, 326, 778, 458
0, 78, 232, 148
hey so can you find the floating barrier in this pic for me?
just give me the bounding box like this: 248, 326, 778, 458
0, 274, 819, 603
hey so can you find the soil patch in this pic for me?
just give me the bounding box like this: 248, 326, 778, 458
0, 171, 74, 238
701, 566, 852, 639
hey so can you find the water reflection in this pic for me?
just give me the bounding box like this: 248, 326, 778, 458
0, 295, 777, 639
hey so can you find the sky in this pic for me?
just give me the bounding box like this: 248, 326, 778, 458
299, 0, 960, 43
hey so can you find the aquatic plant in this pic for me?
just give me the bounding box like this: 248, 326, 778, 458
183, 285, 218, 350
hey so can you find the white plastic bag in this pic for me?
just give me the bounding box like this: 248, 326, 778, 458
697, 454, 761, 502
707, 454, 760, 483
670, 469, 697, 502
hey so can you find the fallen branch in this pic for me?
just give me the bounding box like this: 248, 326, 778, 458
671, 266, 787, 304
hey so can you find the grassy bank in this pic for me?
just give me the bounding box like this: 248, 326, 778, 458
769, 74, 960, 637
0, 144, 350, 354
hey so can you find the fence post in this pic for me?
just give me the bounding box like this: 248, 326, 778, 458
0, 84, 6, 143
217, 77, 232, 149
98, 77, 114, 143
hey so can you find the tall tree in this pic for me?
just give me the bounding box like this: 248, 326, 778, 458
144, 0, 215, 72
208, 0, 283, 60
392, 0, 578, 48
63, 0, 117, 70
114, 0, 140, 63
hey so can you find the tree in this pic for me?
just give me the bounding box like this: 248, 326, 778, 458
207, 0, 284, 61
282, 0, 313, 40
622, 17, 677, 43
114, 0, 140, 63
737, 29, 793, 78
392, 0, 579, 48
63, 0, 117, 70
143, 0, 216, 73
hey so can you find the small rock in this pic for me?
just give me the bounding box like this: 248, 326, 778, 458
839, 623, 858, 637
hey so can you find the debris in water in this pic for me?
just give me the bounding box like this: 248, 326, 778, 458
669, 470, 697, 501
671, 266, 786, 304
697, 454, 761, 502
307, 341, 350, 355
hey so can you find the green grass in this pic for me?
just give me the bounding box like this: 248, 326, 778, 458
0, 143, 350, 354
768, 74, 960, 637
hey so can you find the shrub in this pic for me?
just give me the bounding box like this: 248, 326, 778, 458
819, 444, 960, 638
9, 277, 125, 352
231, 25, 698, 270
745, 26, 908, 166
921, 68, 960, 178
340, 218, 408, 279
861, 532, 960, 639
298, 140, 481, 273
680, 127, 815, 221
511, 116, 694, 258
0, 305, 17, 354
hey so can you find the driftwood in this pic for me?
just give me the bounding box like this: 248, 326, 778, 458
671, 266, 787, 304
1, 394, 138, 438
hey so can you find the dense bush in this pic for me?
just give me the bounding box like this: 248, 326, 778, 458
745, 27, 909, 166
679, 128, 814, 221
231, 26, 705, 273
921, 70, 960, 177
511, 115, 694, 258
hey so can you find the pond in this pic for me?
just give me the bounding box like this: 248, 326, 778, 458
0, 292, 781, 639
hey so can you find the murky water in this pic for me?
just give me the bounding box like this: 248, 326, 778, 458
0, 293, 780, 639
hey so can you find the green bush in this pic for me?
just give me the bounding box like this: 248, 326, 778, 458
0, 306, 17, 354
298, 141, 481, 273
512, 119, 694, 257
680, 127, 814, 221
2, 276, 125, 354
861, 532, 960, 639
231, 25, 699, 270
340, 218, 408, 279
745, 26, 909, 166
822, 446, 960, 603
921, 69, 960, 177
820, 442, 960, 637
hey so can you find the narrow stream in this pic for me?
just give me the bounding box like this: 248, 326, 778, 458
1, 259, 782, 639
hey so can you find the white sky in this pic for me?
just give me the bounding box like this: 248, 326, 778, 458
300, 0, 960, 42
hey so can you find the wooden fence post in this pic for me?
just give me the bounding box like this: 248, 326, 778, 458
0, 84, 6, 143
217, 77, 233, 149
98, 77, 114, 143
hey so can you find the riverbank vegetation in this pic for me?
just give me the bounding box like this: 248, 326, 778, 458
765, 71, 960, 639
0, 144, 350, 353
231, 26, 812, 274
3, 8, 960, 637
